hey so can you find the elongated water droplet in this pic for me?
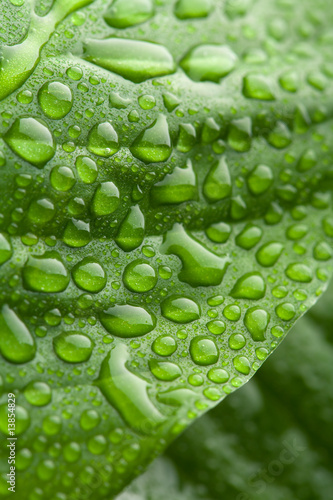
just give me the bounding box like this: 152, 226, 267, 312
286, 263, 313, 283
230, 272, 266, 300
0, 305, 36, 363
149, 359, 181, 381
84, 38, 175, 83
95, 344, 165, 433
22, 252, 70, 292
176, 123, 197, 153
4, 117, 56, 168
92, 181, 120, 215
190, 336, 218, 366
244, 307, 270, 341
247, 164, 273, 195
100, 304, 156, 338
104, 0, 154, 28
174, 0, 212, 19
161, 295, 200, 323
76, 156, 98, 183
228, 117, 252, 152
115, 205, 145, 251
256, 242, 284, 267
157, 388, 197, 407
131, 115, 171, 163
38, 82, 73, 119
180, 45, 237, 82
53, 332, 94, 363
161, 223, 230, 287
233, 355, 251, 375
203, 156, 232, 202
151, 159, 197, 205
201, 117, 220, 143
205, 222, 231, 243
87, 122, 119, 157
123, 259, 157, 292
236, 224, 262, 250
72, 257, 107, 293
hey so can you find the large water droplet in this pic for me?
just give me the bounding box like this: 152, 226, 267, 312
203, 156, 232, 202
256, 242, 284, 267
151, 159, 197, 205
247, 164, 273, 195
286, 263, 313, 283
276, 302, 295, 321
236, 224, 262, 250
180, 44, 237, 82
92, 181, 120, 215
76, 156, 98, 184
161, 295, 200, 323
63, 219, 91, 247
24, 381, 52, 406
4, 117, 56, 168
115, 205, 145, 251
244, 307, 270, 341
28, 198, 55, 224
100, 304, 156, 337
190, 336, 218, 366
205, 222, 231, 243
230, 272, 266, 300
22, 252, 70, 292
87, 122, 119, 157
104, 0, 154, 28
149, 359, 181, 381
131, 115, 172, 163
95, 344, 165, 433
72, 257, 107, 293
123, 259, 157, 292
161, 223, 230, 287
243, 74, 275, 101
53, 332, 94, 363
38, 82, 73, 119
0, 305, 36, 364
50, 165, 76, 191
84, 38, 175, 83
174, 0, 212, 19
0, 233, 12, 264
80, 409, 100, 430
233, 355, 250, 375
152, 335, 177, 356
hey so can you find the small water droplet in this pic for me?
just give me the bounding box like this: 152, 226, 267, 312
233, 355, 251, 375
123, 259, 157, 292
24, 381, 52, 406
256, 242, 284, 267
236, 223, 262, 250
149, 359, 181, 381
190, 336, 218, 366
72, 257, 107, 293
28, 198, 55, 224
276, 302, 296, 321
50, 165, 76, 191
152, 335, 177, 356
53, 332, 94, 363
243, 74, 275, 100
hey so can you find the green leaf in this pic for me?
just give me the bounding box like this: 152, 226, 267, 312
119, 281, 333, 499
0, 0, 333, 498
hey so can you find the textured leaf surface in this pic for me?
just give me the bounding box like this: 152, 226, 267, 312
0, 0, 333, 498
118, 281, 333, 500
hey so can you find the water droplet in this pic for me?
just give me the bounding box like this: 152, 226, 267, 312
286, 223, 308, 240
63, 219, 91, 247
286, 263, 313, 283
53, 332, 94, 363
38, 82, 73, 119
0, 233, 12, 264
323, 216, 333, 237
174, 0, 212, 18
228, 333, 246, 350
0, 404, 30, 435
24, 381, 52, 406
87, 122, 119, 157
297, 149, 317, 172
236, 224, 262, 250
4, 117, 56, 168
279, 70, 299, 92
268, 121, 291, 149
201, 117, 220, 143
151, 159, 197, 205
207, 320, 226, 335
177, 123, 197, 152
84, 38, 175, 83
152, 335, 177, 356
190, 336, 218, 365
131, 114, 171, 163
149, 359, 181, 381
138, 94, 156, 110
161, 295, 200, 323
104, 0, 154, 28
188, 373, 204, 386
256, 242, 284, 267
205, 222, 231, 243
43, 415, 62, 436
276, 302, 295, 321
230, 272, 266, 300
22, 252, 70, 292
95, 343, 165, 433
161, 223, 230, 287
163, 92, 180, 112
247, 165, 273, 195
180, 45, 237, 82
0, 305, 36, 363
115, 205, 145, 251
28, 198, 55, 224
203, 156, 232, 202
204, 387, 221, 401
92, 182, 120, 216
50, 165, 76, 191
244, 307, 269, 341
72, 257, 107, 293
88, 435, 107, 455
157, 387, 197, 407
233, 355, 251, 375
223, 304, 240, 321
208, 368, 229, 383
63, 442, 81, 463
313, 241, 332, 261
100, 304, 156, 337
243, 74, 275, 100
228, 117, 252, 152
123, 259, 157, 292
80, 409, 100, 430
